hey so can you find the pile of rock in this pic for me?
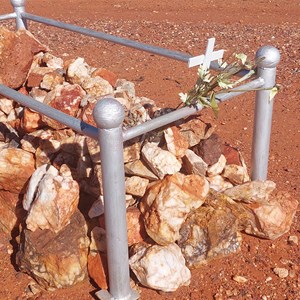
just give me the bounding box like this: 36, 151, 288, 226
0, 28, 298, 293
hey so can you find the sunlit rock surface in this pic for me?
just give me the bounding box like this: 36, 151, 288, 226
24, 164, 79, 233
141, 142, 181, 179
17, 210, 90, 290
0, 148, 35, 193
129, 242, 191, 292
140, 173, 209, 245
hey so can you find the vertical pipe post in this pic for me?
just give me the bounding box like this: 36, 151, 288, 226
251, 46, 280, 180
10, 0, 27, 30
93, 98, 139, 300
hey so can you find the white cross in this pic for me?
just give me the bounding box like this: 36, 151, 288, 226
188, 38, 224, 69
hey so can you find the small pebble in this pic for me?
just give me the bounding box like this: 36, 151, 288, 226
265, 276, 272, 283
289, 269, 296, 278
232, 275, 248, 283
288, 235, 298, 245
273, 267, 289, 278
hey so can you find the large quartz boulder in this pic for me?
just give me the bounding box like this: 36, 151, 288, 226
23, 164, 79, 233
140, 173, 209, 245
223, 180, 276, 204
242, 191, 298, 240
129, 242, 191, 292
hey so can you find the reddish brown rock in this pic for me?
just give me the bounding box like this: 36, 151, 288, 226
87, 252, 108, 290
0, 190, 26, 234
21, 107, 45, 133
98, 207, 146, 246
192, 133, 223, 166
17, 209, 90, 290
0, 28, 47, 89
92, 68, 118, 87
126, 207, 147, 246
42, 84, 86, 130
26, 66, 55, 88
80, 97, 98, 127
222, 144, 243, 166
0, 148, 35, 193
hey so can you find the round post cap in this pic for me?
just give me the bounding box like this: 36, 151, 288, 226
256, 46, 280, 68
10, 0, 26, 7
93, 98, 125, 129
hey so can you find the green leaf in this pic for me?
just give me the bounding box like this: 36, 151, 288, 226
269, 85, 279, 102
210, 92, 219, 118
235, 53, 248, 65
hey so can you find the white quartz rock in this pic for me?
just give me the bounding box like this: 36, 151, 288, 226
23, 164, 58, 211
24, 164, 80, 233
141, 142, 182, 179
140, 173, 209, 245
207, 154, 226, 176
207, 175, 234, 192
129, 243, 191, 292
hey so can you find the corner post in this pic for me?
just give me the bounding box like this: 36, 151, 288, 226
93, 98, 139, 300
10, 0, 27, 30
251, 46, 280, 180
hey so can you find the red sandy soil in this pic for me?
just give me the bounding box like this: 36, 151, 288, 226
0, 0, 299, 299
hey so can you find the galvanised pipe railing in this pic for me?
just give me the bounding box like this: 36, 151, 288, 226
0, 84, 98, 139
122, 77, 265, 142
0, 1, 281, 299
0, 12, 16, 20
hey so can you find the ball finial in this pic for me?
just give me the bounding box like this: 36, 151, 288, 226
10, 0, 26, 7
93, 98, 125, 129
256, 46, 280, 68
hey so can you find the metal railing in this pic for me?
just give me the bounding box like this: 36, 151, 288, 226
1, 1, 281, 299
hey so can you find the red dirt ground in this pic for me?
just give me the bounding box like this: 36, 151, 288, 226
0, 0, 299, 299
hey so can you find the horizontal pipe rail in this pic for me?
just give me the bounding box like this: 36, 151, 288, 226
21, 12, 191, 63
0, 12, 16, 20
123, 105, 202, 142
19, 12, 250, 75
216, 77, 264, 101
0, 84, 98, 139
123, 77, 264, 141
0, 11, 253, 75
0, 77, 264, 144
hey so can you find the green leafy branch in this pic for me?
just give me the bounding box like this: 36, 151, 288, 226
178, 53, 279, 117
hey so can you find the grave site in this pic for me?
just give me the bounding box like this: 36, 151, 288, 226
0, 1, 299, 299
